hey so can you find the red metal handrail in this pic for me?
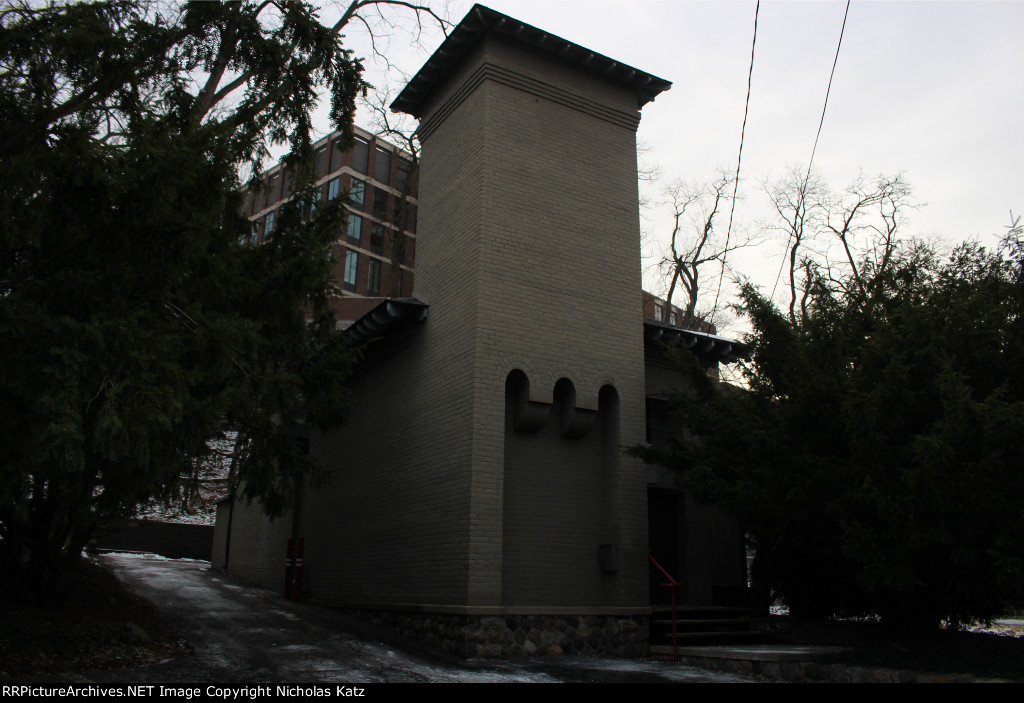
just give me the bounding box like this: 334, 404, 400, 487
649, 554, 684, 662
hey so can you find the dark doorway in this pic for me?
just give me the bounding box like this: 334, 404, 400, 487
647, 487, 685, 605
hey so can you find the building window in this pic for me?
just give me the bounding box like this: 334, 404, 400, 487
264, 210, 274, 235
328, 177, 340, 201
352, 137, 369, 174
314, 145, 328, 177
370, 223, 385, 254
350, 178, 365, 206
405, 202, 416, 233
347, 214, 362, 245
671, 311, 679, 326
330, 136, 345, 172
249, 222, 259, 245
372, 187, 388, 219
344, 250, 358, 292
395, 157, 413, 193
374, 145, 391, 183
367, 259, 381, 296
653, 303, 663, 322
267, 174, 279, 205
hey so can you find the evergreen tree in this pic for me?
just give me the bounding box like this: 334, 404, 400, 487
643, 224, 1024, 629
0, 1, 364, 600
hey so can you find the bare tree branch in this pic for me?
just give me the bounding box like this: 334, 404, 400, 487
360, 86, 420, 298
764, 169, 916, 321
200, 1, 451, 126
653, 170, 760, 330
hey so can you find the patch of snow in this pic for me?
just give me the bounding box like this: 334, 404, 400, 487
133, 433, 235, 526
968, 621, 1024, 638
133, 507, 217, 525
101, 551, 210, 564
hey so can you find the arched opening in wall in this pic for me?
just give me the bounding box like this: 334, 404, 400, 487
507, 369, 529, 403
553, 377, 576, 434
506, 369, 547, 433
554, 377, 595, 439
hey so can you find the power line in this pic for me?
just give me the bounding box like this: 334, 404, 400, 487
770, 0, 852, 303
710, 0, 759, 327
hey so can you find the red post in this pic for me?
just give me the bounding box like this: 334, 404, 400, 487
284, 538, 295, 598
292, 536, 304, 602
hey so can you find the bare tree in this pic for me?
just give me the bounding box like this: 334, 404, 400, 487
765, 169, 915, 321
655, 171, 758, 330
763, 167, 827, 322
822, 173, 913, 297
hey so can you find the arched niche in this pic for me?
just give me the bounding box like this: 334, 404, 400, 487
506, 369, 550, 433
554, 377, 596, 439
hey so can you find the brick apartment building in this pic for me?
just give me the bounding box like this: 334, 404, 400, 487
244, 125, 418, 325
216, 4, 748, 657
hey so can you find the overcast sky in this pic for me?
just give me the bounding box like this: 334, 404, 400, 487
324, 0, 1023, 326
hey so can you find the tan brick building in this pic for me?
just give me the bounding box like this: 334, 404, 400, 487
214, 4, 748, 656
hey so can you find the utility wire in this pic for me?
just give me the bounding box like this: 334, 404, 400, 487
710, 0, 759, 327
770, 0, 852, 302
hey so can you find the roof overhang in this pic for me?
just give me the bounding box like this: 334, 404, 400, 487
644, 319, 750, 363
341, 297, 429, 347
391, 4, 672, 116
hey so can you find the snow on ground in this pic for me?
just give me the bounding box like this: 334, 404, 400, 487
102, 553, 755, 683
968, 621, 1024, 638
134, 434, 234, 526
99, 552, 211, 564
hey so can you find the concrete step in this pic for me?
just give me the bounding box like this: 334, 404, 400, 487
652, 618, 754, 628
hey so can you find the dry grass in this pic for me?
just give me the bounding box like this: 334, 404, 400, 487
0, 557, 190, 680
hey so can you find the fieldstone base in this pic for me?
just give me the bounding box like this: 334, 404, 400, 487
352, 610, 649, 658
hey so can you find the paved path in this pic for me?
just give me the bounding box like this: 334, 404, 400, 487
94, 554, 755, 683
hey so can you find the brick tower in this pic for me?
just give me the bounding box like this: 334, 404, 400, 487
391, 5, 670, 622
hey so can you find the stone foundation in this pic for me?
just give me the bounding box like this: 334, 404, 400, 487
352, 610, 649, 658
